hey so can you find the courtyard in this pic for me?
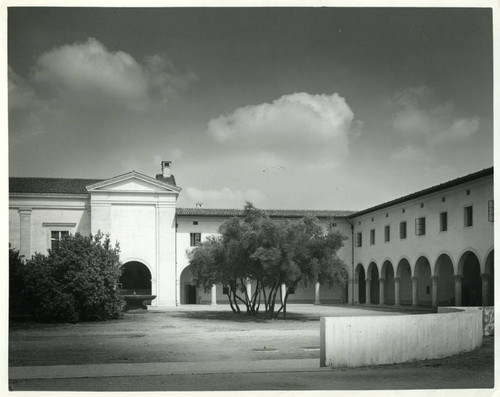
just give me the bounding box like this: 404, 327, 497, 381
8, 304, 494, 391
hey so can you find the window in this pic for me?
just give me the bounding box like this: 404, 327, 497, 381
442, 197, 446, 202
415, 217, 426, 236
466, 189, 471, 195
193, 221, 198, 225
355, 232, 362, 247
488, 200, 494, 222
384, 225, 390, 242
420, 203, 424, 208
440, 212, 448, 232
464, 206, 473, 227
370, 229, 375, 245
51, 230, 69, 250
399, 222, 407, 239
190, 233, 201, 246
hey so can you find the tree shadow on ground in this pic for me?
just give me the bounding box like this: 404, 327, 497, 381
169, 310, 320, 323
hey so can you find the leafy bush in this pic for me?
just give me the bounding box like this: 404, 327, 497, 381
9, 244, 26, 315
12, 232, 125, 323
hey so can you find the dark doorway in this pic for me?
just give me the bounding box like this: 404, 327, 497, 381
186, 285, 197, 304
461, 252, 482, 306
369, 263, 380, 304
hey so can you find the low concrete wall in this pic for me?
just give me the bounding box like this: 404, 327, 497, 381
438, 306, 495, 336
320, 309, 483, 368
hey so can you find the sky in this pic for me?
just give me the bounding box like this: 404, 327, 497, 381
7, 6, 493, 211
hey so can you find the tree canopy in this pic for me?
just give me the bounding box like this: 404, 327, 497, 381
189, 203, 349, 318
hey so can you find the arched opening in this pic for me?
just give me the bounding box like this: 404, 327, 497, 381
415, 256, 432, 306
180, 266, 198, 304
485, 250, 494, 306
397, 258, 412, 305
356, 264, 366, 304
459, 251, 482, 306
368, 262, 379, 304
120, 261, 152, 295
435, 254, 455, 306
382, 260, 395, 305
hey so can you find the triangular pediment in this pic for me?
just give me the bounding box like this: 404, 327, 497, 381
86, 171, 181, 194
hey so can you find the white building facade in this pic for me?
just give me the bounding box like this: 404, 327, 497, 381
9, 163, 494, 308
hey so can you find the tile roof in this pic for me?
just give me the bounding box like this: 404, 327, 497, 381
10, 174, 178, 195
347, 167, 494, 219
176, 208, 355, 218
9, 177, 104, 195
155, 174, 177, 186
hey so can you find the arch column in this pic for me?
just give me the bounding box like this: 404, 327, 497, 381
314, 281, 321, 305
176, 277, 181, 306
411, 276, 418, 306
431, 275, 439, 308
394, 277, 401, 306
481, 273, 490, 307
353, 277, 359, 304
211, 284, 217, 306
379, 278, 386, 305
454, 275, 462, 306
19, 208, 32, 259
365, 278, 371, 304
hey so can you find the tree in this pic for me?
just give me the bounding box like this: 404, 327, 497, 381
189, 203, 349, 318
13, 232, 125, 323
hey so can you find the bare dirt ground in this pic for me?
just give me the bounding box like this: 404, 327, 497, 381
8, 304, 495, 391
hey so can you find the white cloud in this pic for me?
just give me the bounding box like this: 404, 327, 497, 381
184, 187, 266, 208
390, 86, 479, 145
8, 67, 59, 141
28, 38, 196, 111
207, 92, 360, 167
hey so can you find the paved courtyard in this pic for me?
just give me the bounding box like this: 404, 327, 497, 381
8, 304, 495, 391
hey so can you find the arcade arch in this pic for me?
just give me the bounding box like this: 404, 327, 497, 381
355, 264, 366, 304
484, 250, 494, 306
381, 260, 395, 305
367, 262, 379, 304
458, 251, 482, 306
414, 256, 432, 306
435, 254, 455, 306
180, 265, 198, 304
120, 261, 152, 295
396, 258, 412, 306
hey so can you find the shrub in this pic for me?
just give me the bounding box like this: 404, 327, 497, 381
9, 244, 26, 315
17, 232, 125, 323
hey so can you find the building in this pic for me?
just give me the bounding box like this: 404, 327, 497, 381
9, 162, 494, 308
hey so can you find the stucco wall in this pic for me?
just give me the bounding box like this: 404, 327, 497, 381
9, 196, 91, 258
438, 306, 495, 336
352, 175, 493, 275
176, 215, 352, 305
320, 309, 483, 368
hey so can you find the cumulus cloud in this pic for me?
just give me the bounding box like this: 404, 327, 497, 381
24, 38, 196, 111
207, 92, 361, 167
8, 66, 58, 140
390, 86, 479, 146
185, 187, 266, 208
